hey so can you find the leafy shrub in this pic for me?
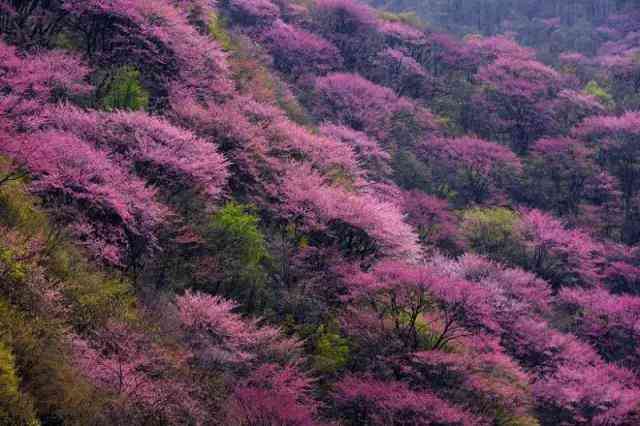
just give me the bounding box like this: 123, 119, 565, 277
100, 66, 149, 111
462, 208, 524, 264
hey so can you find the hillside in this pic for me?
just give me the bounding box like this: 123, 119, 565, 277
1, 0, 640, 425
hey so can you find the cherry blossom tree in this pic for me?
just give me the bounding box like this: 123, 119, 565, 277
522, 137, 598, 217
262, 20, 343, 77
333, 376, 479, 426
2, 130, 169, 266
573, 112, 640, 243
72, 323, 203, 425
39, 105, 229, 200
313, 72, 437, 144
416, 136, 522, 206
518, 209, 604, 288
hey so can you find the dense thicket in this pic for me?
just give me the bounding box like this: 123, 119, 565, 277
1, 0, 640, 425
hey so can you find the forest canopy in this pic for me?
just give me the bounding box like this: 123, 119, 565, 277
1, 0, 640, 424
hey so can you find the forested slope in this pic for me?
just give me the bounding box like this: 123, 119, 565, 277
0, 0, 640, 425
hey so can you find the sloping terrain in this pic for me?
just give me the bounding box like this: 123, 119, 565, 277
1, 0, 640, 425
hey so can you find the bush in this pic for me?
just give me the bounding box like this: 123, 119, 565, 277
203, 202, 268, 309
0, 341, 39, 426
462, 208, 524, 264
100, 66, 149, 111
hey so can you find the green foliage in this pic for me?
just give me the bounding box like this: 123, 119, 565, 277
204, 202, 268, 308
0, 159, 47, 236
0, 300, 101, 425
100, 66, 149, 111
462, 208, 523, 263
0, 341, 39, 426
211, 202, 267, 267
584, 80, 614, 110
377, 10, 425, 29
208, 12, 233, 51
312, 324, 350, 374
392, 150, 432, 191
0, 164, 136, 330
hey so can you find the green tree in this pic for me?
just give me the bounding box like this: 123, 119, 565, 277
462, 207, 524, 264
584, 80, 614, 110
100, 66, 149, 111
0, 341, 39, 426
312, 323, 350, 375
204, 202, 268, 310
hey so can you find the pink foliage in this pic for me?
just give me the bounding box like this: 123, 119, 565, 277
431, 254, 552, 320
225, 0, 281, 25
407, 335, 532, 419
313, 72, 436, 142
343, 260, 496, 350
318, 124, 391, 179
401, 190, 461, 252
312, 0, 377, 32
65, 0, 232, 101
72, 323, 202, 424
40, 105, 229, 199
526, 137, 598, 216
263, 20, 343, 75
518, 209, 604, 287
227, 363, 320, 426
467, 35, 535, 62
558, 287, 640, 371
502, 317, 640, 424
372, 47, 429, 96
0, 40, 91, 129
573, 113, 640, 244
176, 291, 302, 367
3, 130, 168, 265
378, 21, 426, 46
333, 376, 479, 426
417, 136, 522, 204
573, 112, 640, 140
533, 359, 640, 425
275, 164, 419, 258
476, 57, 560, 101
